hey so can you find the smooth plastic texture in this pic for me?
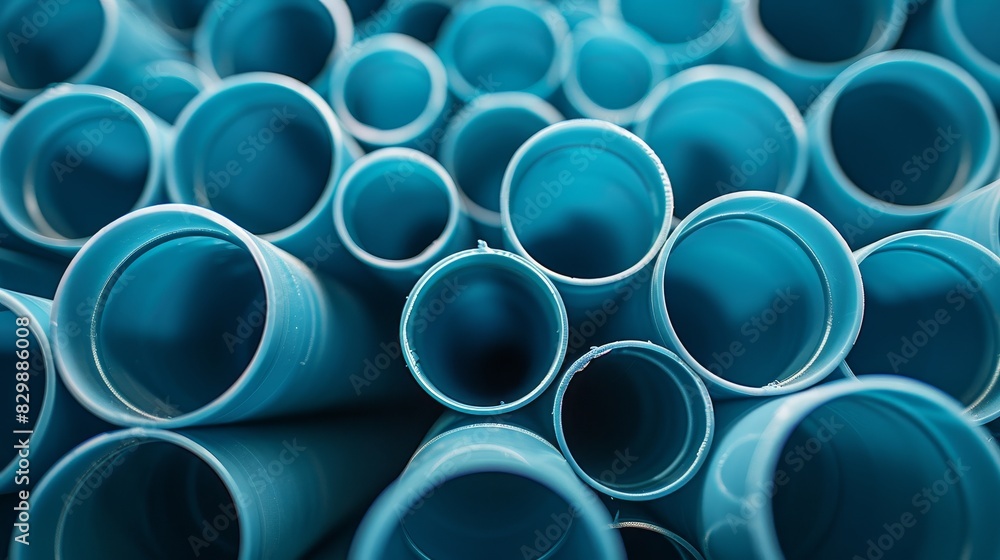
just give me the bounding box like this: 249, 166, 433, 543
553, 341, 714, 500
844, 230, 1000, 424
935, 179, 1000, 257
52, 205, 411, 428
0, 84, 167, 256
611, 520, 704, 560
124, 59, 215, 124
401, 245, 568, 414
635, 65, 807, 219
652, 191, 863, 397
800, 50, 1000, 248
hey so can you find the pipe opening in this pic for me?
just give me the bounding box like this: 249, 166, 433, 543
348, 0, 387, 23
559, 345, 709, 496
208, 1, 337, 83
617, 0, 723, 45
53, 440, 240, 559
663, 219, 827, 387
757, 0, 894, 63
0, 301, 45, 467
136, 64, 204, 124
954, 1, 1000, 64
617, 526, 690, 560
93, 233, 266, 418
392, 1, 451, 44
0, 0, 104, 90
342, 49, 433, 132
573, 35, 652, 112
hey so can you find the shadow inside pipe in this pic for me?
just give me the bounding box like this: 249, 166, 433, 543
574, 35, 652, 112
617, 0, 724, 45
617, 526, 692, 560
343, 50, 433, 132
757, 0, 893, 62
392, 1, 452, 44
151, 0, 211, 31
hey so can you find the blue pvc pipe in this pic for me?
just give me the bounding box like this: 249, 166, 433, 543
168, 73, 365, 281
652, 192, 863, 398
800, 50, 1000, 249
935, 179, 1000, 257
0, 0, 185, 103
371, 0, 458, 44
844, 230, 1000, 424
438, 92, 563, 245
0, 249, 66, 299
52, 204, 417, 428
333, 148, 472, 292
0, 84, 167, 256
401, 245, 567, 414
611, 520, 704, 560
13, 411, 432, 559
634, 65, 807, 219
195, 0, 354, 91
130, 0, 212, 44
329, 33, 449, 150
349, 418, 626, 559
123, 59, 215, 124
724, 0, 908, 107
345, 0, 387, 25
553, 341, 713, 500
435, 0, 570, 102
0, 289, 107, 495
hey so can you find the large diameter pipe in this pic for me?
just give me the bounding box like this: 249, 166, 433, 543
799, 50, 1000, 249
935, 179, 1000, 257
634, 65, 807, 220
843, 230, 1000, 424
52, 204, 418, 428
349, 416, 626, 559
652, 192, 863, 398
0, 84, 167, 256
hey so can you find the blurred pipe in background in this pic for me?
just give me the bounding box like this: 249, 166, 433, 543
129, 0, 212, 45
357, 0, 459, 44
122, 59, 215, 124
611, 519, 705, 560
935, 179, 1000, 257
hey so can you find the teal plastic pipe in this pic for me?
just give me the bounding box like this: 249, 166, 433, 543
130, 0, 212, 44
611, 520, 704, 560
374, 0, 459, 44
123, 59, 215, 124
935, 179, 1000, 257
0, 249, 66, 299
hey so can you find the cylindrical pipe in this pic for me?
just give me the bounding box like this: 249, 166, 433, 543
0, 289, 107, 495
0, 84, 167, 256
0, 0, 185, 103
843, 230, 1000, 424
329, 33, 449, 150
194, 0, 353, 91
130, 0, 212, 45
168, 73, 364, 282
333, 148, 472, 292
345, 0, 387, 26
558, 19, 663, 126
634, 65, 807, 220
435, 0, 570, 102
935, 179, 1000, 257
553, 341, 713, 500
123, 59, 215, 124
349, 418, 626, 559
800, 50, 1000, 249
650, 377, 1000, 560
438, 92, 563, 245
611, 520, 704, 560
369, 0, 459, 44
52, 204, 417, 428
652, 192, 863, 398
724, 0, 909, 107
13, 411, 434, 559
401, 245, 568, 414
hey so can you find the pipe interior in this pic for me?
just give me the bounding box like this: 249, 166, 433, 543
758, 0, 893, 63
0, 0, 104, 89
152, 0, 211, 30
663, 218, 827, 387
139, 73, 202, 124
847, 247, 999, 415
342, 159, 451, 261
94, 234, 266, 418
392, 1, 451, 44
208, 1, 336, 83
53, 441, 240, 559
642, 83, 798, 218
343, 49, 433, 131
0, 301, 45, 467
618, 527, 689, 560
618, 0, 724, 45
769, 392, 999, 559
407, 263, 562, 407
347, 0, 387, 23
955, 0, 1000, 64
175, 89, 333, 235
560, 347, 705, 494
830, 71, 989, 206
574, 34, 652, 111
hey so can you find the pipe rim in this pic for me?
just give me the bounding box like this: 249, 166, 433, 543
610, 520, 705, 560
939, 0, 1000, 75
598, 0, 737, 60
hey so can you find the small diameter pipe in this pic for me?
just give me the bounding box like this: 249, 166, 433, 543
0, 289, 107, 495
435, 0, 570, 102
935, 179, 1000, 257
0, 0, 185, 103
558, 19, 663, 126
329, 33, 449, 150
800, 51, 1000, 249
349, 420, 625, 559
401, 245, 568, 415
124, 59, 215, 124
168, 73, 363, 281
844, 230, 1000, 424
634, 65, 807, 220
195, 0, 353, 90
725, 0, 908, 107
611, 520, 704, 560
553, 341, 713, 500
0, 84, 166, 256
333, 148, 472, 292
439, 92, 563, 244
52, 205, 411, 428
652, 192, 863, 398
